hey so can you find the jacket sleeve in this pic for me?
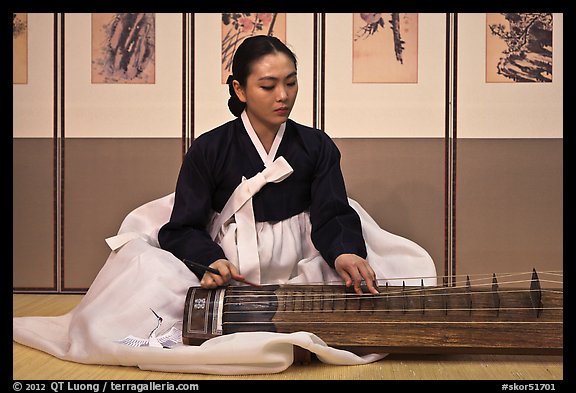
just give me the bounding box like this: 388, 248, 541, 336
158, 145, 226, 279
309, 134, 367, 268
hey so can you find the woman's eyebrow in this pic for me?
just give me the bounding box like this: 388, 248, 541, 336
257, 71, 298, 82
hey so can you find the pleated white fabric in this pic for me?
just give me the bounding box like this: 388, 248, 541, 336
13, 162, 437, 374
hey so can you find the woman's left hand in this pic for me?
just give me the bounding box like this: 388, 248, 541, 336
334, 253, 379, 295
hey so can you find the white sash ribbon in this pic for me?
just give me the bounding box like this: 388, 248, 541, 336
210, 156, 294, 284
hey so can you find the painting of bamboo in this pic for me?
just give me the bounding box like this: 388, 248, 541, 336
353, 13, 418, 83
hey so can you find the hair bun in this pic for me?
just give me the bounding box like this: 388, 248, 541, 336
228, 96, 245, 117
226, 75, 244, 117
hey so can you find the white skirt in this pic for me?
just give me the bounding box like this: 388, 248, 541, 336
13, 192, 437, 375
214, 200, 437, 287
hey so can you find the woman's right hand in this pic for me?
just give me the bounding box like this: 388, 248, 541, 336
199, 259, 246, 288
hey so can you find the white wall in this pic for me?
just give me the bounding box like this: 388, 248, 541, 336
64, 13, 183, 138
324, 13, 447, 138
13, 13, 563, 139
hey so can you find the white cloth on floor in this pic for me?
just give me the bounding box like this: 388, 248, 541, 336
13, 185, 437, 374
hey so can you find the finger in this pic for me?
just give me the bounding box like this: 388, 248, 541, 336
216, 268, 231, 283
353, 276, 363, 295
228, 265, 246, 282
364, 276, 379, 294
211, 273, 227, 287
227, 266, 254, 286
344, 268, 364, 294
210, 262, 231, 282
337, 268, 353, 288
200, 275, 216, 288
358, 265, 379, 294
200, 273, 208, 287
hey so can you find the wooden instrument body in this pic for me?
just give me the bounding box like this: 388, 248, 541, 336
182, 282, 562, 355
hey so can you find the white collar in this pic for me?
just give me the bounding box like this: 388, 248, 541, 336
241, 111, 286, 167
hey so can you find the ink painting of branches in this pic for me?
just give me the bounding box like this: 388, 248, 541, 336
486, 13, 553, 83
353, 13, 418, 83
221, 13, 286, 83
92, 13, 156, 84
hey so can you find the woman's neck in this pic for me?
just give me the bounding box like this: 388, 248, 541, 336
255, 129, 277, 154
244, 112, 280, 153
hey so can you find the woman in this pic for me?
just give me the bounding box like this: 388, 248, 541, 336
158, 35, 378, 294
13, 35, 436, 375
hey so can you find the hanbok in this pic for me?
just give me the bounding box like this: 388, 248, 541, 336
13, 114, 437, 375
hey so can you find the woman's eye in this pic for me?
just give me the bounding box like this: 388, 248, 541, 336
261, 86, 274, 90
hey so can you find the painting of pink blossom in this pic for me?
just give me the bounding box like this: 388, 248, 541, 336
13, 13, 27, 84
221, 13, 286, 83
91, 13, 156, 84
353, 13, 418, 83
486, 13, 552, 83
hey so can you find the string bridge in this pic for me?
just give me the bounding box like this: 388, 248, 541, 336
466, 275, 472, 315
530, 268, 543, 318
492, 273, 500, 317
420, 279, 426, 315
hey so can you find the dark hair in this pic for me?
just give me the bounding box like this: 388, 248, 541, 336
227, 35, 298, 117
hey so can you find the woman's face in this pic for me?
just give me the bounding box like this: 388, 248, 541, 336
233, 52, 298, 133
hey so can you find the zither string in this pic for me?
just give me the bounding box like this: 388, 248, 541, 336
219, 271, 563, 319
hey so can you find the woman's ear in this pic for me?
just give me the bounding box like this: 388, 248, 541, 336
232, 80, 247, 103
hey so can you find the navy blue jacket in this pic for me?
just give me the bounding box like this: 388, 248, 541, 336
158, 117, 367, 278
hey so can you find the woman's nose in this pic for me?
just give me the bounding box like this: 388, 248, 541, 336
276, 87, 287, 101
